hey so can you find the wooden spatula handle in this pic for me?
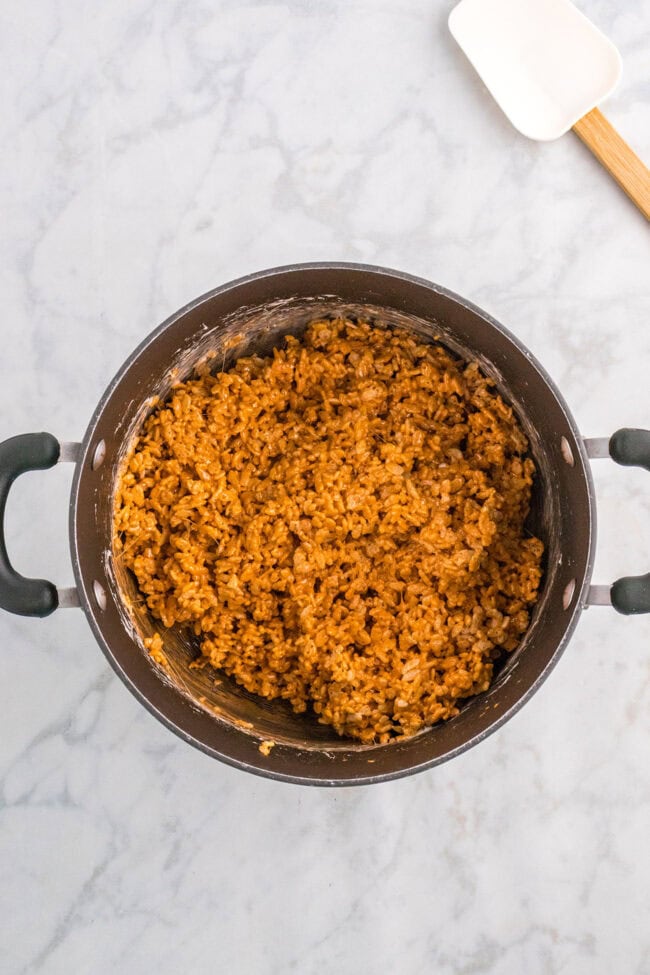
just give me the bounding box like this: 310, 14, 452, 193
572, 108, 650, 220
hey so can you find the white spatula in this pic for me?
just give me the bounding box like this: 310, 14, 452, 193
449, 0, 650, 219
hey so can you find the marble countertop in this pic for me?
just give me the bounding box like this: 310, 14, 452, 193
1, 1, 649, 972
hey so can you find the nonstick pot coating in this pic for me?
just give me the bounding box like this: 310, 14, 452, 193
70, 264, 595, 785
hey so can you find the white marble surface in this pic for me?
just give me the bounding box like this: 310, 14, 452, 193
1, 1, 649, 972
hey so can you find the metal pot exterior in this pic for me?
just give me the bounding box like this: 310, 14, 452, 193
69, 264, 595, 785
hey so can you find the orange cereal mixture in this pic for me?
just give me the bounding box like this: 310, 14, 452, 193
114, 320, 543, 743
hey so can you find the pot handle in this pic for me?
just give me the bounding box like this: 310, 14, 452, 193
608, 429, 650, 615
587, 428, 650, 615
0, 433, 62, 617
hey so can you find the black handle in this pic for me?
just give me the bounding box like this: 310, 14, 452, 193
609, 428, 650, 615
0, 433, 60, 617
609, 428, 650, 472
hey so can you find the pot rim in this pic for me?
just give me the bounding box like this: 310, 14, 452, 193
68, 262, 596, 785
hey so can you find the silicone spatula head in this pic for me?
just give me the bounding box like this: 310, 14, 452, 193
448, 0, 650, 218
449, 0, 622, 141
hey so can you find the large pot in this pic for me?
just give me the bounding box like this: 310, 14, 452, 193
1, 264, 649, 786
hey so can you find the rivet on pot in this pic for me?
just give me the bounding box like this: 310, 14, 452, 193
93, 580, 107, 611
560, 436, 574, 467
91, 440, 106, 470
562, 578, 576, 610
